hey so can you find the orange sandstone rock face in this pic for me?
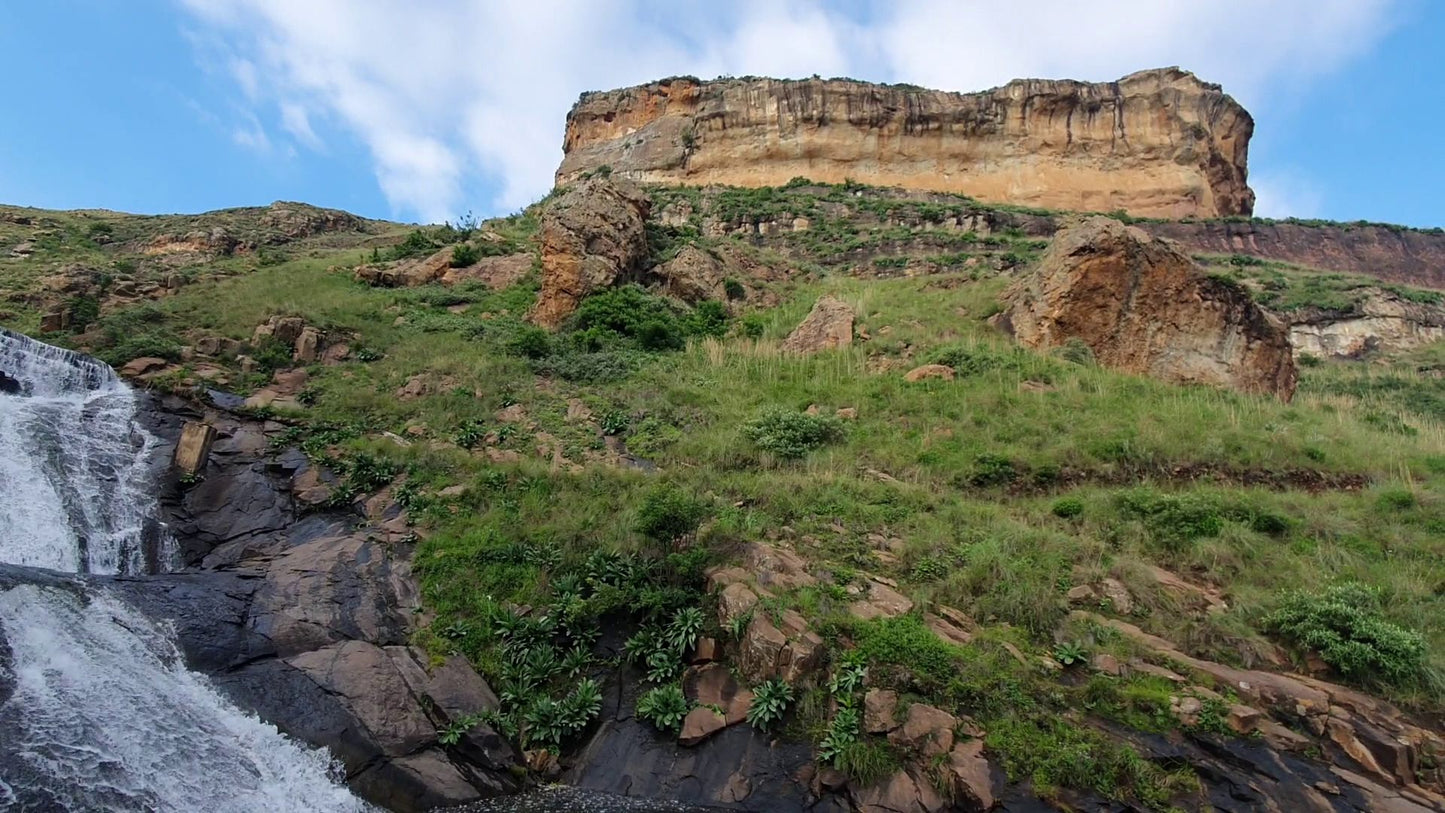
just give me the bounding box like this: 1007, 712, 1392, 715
559, 67, 1254, 219
996, 217, 1297, 400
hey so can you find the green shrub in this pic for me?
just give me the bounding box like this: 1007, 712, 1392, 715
65, 295, 100, 331
967, 453, 1018, 487
988, 717, 1194, 806
832, 740, 900, 786
636, 685, 690, 732
746, 678, 793, 731
450, 243, 481, 267
745, 408, 843, 459
1117, 489, 1223, 547
1055, 338, 1095, 366
531, 350, 644, 383
1264, 583, 1427, 686
723, 279, 746, 300
1051, 497, 1085, 519
681, 300, 729, 338
387, 229, 439, 260
506, 325, 552, 359
636, 485, 709, 542
1377, 488, 1418, 512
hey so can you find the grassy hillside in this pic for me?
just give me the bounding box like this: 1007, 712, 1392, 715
4, 186, 1444, 807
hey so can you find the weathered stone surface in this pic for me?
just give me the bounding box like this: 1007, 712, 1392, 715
173, 421, 216, 475
863, 688, 899, 734
559, 68, 1254, 219
887, 703, 956, 758
1287, 290, 1445, 359
655, 244, 726, 302
743, 542, 817, 591
293, 326, 322, 363
684, 663, 753, 726
248, 532, 417, 658
946, 739, 995, 811
782, 296, 853, 354
355, 247, 453, 288
848, 578, 914, 621
287, 640, 436, 755
851, 768, 947, 813
717, 582, 759, 627
1143, 219, 1445, 291
903, 364, 954, 382
119, 356, 168, 377
738, 609, 823, 684
679, 706, 728, 746
529, 176, 651, 327
997, 217, 1297, 399
439, 252, 534, 289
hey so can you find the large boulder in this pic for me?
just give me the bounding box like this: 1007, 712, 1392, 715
655, 245, 726, 302
782, 296, 854, 354
529, 176, 651, 328
995, 217, 1297, 400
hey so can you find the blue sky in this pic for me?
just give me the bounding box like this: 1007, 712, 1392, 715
0, 0, 1440, 227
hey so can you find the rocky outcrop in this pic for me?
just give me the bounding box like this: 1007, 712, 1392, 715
110, 394, 523, 809
529, 176, 651, 328
1286, 290, 1445, 359
1146, 219, 1445, 291
782, 296, 854, 353
559, 68, 1254, 218
996, 217, 1297, 399
654, 245, 726, 302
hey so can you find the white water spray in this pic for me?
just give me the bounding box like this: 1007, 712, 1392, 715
0, 328, 369, 811
0, 327, 166, 574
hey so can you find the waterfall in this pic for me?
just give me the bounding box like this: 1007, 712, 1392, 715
0, 329, 370, 812
0, 585, 368, 812
0, 327, 166, 574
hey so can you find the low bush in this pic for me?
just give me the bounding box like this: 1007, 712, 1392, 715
745, 408, 843, 459
635, 485, 709, 542
450, 243, 481, 267
1264, 583, 1427, 686
1051, 497, 1085, 519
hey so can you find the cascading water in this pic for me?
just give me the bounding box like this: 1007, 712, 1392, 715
0, 328, 369, 812
0, 327, 167, 574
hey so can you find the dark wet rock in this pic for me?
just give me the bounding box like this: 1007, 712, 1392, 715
566, 669, 848, 812
0, 370, 21, 394
101, 395, 523, 809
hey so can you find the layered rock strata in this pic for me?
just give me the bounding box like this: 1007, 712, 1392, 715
559, 68, 1254, 218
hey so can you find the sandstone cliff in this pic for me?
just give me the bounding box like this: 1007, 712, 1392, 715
996, 217, 1297, 399
558, 68, 1254, 219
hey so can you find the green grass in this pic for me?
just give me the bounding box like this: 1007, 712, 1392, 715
9, 187, 1445, 803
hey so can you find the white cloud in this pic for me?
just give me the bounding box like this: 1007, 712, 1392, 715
1252, 170, 1326, 220
176, 0, 1403, 221
230, 111, 271, 153
279, 102, 322, 150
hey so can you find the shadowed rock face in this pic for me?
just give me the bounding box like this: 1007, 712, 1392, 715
558, 67, 1254, 219
996, 217, 1297, 399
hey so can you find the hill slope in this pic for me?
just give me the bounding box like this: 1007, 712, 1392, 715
2, 185, 1444, 811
